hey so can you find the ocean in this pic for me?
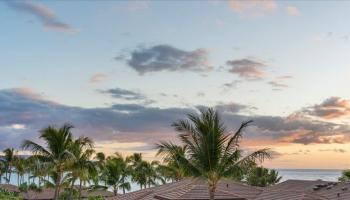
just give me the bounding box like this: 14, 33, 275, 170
277, 169, 342, 182
4, 169, 343, 192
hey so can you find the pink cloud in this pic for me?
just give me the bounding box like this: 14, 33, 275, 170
228, 0, 277, 17
286, 5, 300, 16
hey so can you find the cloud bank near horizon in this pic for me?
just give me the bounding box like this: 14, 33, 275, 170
1, 88, 350, 151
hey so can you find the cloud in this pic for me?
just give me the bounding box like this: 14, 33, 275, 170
268, 80, 289, 91
5, 0, 77, 33
228, 0, 277, 17
1, 88, 350, 150
127, 0, 149, 12
226, 58, 266, 80
89, 74, 107, 84
286, 5, 300, 16
303, 97, 350, 119
223, 80, 241, 89
318, 148, 346, 153
98, 87, 146, 101
120, 44, 211, 75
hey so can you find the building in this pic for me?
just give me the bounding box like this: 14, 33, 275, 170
108, 178, 350, 200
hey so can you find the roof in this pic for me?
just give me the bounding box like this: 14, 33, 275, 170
255, 180, 331, 200
314, 181, 350, 200
108, 178, 263, 200
0, 184, 20, 193
112, 179, 350, 200
20, 187, 115, 200
20, 188, 56, 200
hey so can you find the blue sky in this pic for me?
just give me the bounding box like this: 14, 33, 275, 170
1, 0, 350, 168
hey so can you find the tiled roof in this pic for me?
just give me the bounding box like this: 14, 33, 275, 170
108, 178, 263, 200
112, 179, 350, 200
20, 188, 56, 200
0, 184, 20, 193
314, 181, 350, 200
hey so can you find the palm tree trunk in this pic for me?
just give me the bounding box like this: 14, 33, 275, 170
78, 179, 82, 200
69, 179, 75, 199
113, 185, 117, 196
208, 185, 216, 200
54, 172, 62, 200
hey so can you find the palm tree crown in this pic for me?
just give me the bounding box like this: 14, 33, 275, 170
157, 108, 271, 200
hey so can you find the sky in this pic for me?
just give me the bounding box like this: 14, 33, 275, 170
1, 0, 350, 169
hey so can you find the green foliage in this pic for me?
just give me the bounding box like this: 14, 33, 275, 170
246, 166, 282, 187
88, 196, 105, 200
18, 182, 28, 192
339, 169, 350, 182
0, 188, 21, 200
157, 108, 271, 200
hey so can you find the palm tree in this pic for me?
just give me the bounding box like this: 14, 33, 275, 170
94, 152, 107, 186
68, 136, 96, 199
22, 124, 75, 200
14, 157, 26, 186
339, 170, 350, 182
104, 154, 131, 195
127, 153, 147, 189
246, 166, 282, 187
157, 108, 270, 200
2, 148, 17, 184
157, 144, 188, 182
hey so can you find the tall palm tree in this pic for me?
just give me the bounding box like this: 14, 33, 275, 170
68, 136, 96, 199
157, 144, 188, 182
94, 152, 107, 186
246, 166, 282, 187
105, 154, 131, 196
22, 124, 75, 200
127, 153, 147, 189
14, 157, 26, 186
2, 148, 17, 184
157, 108, 270, 200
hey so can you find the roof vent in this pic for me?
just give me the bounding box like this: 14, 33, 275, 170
342, 187, 347, 191
337, 193, 340, 197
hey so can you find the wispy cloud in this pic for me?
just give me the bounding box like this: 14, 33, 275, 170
226, 58, 266, 80
286, 5, 300, 16
98, 87, 146, 101
228, 0, 277, 18
89, 74, 107, 84
319, 148, 346, 153
303, 97, 350, 119
118, 44, 211, 75
5, 0, 77, 33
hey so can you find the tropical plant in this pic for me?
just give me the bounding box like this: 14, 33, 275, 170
68, 136, 96, 199
246, 166, 282, 187
157, 145, 188, 182
2, 148, 17, 183
157, 108, 271, 200
104, 153, 131, 195
22, 124, 75, 200
0, 188, 21, 200
339, 169, 350, 182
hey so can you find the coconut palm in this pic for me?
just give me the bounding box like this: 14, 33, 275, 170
104, 154, 131, 195
157, 144, 188, 182
157, 108, 270, 200
339, 170, 350, 182
94, 152, 107, 186
68, 136, 96, 199
246, 166, 282, 187
2, 148, 17, 183
13, 157, 26, 186
22, 124, 75, 200
127, 153, 148, 189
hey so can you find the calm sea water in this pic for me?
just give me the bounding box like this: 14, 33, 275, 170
277, 169, 342, 182
4, 169, 343, 192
